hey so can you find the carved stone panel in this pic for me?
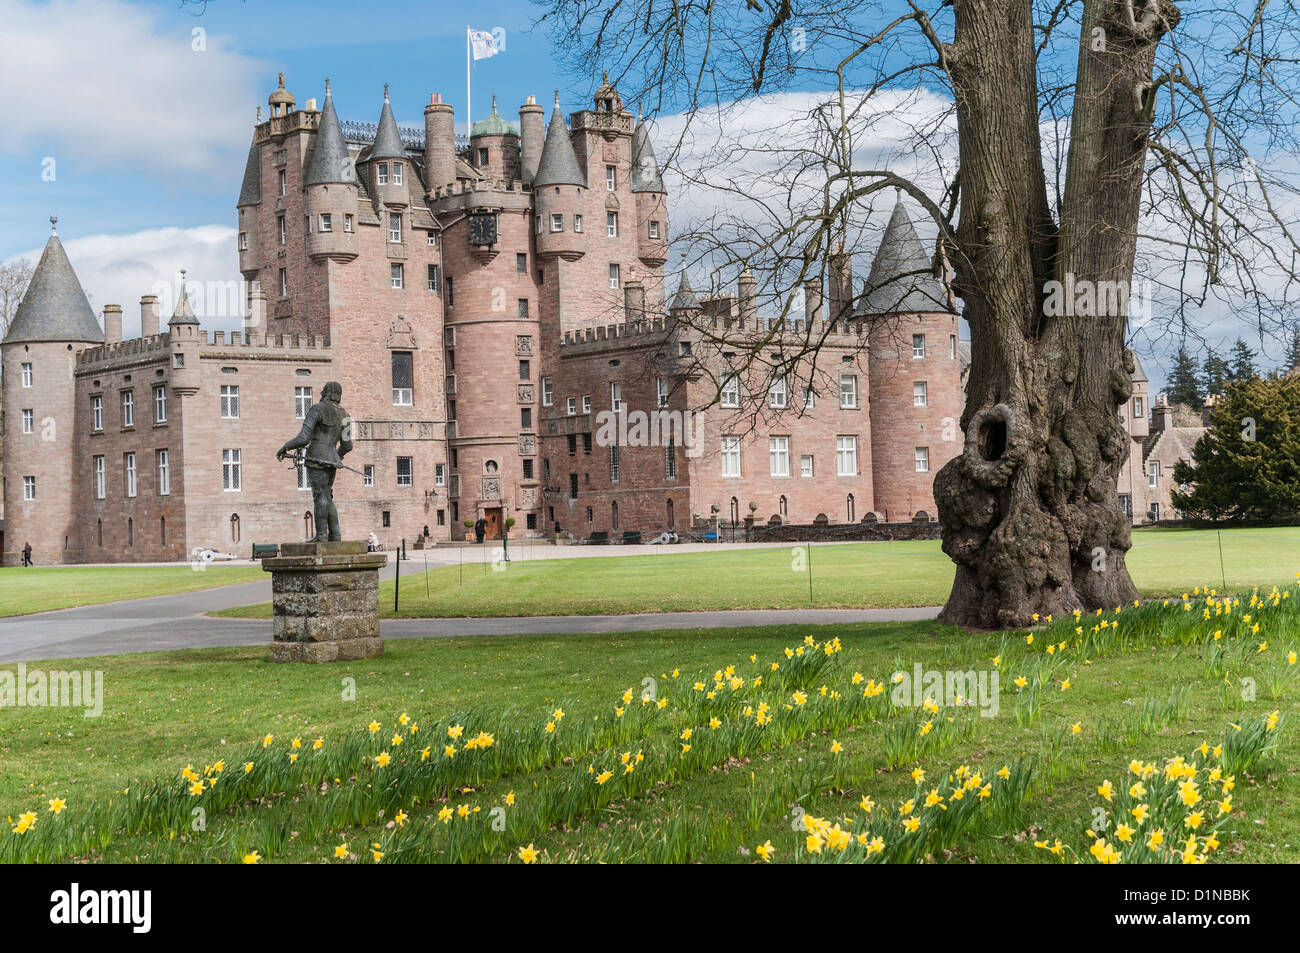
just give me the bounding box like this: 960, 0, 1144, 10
481, 476, 502, 499
515, 335, 532, 355
519, 486, 538, 508
517, 384, 534, 403
518, 434, 537, 455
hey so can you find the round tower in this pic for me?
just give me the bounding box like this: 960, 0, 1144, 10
631, 116, 668, 278
1, 218, 105, 564
469, 95, 521, 182
369, 84, 411, 208
861, 199, 962, 522
304, 81, 359, 262
423, 94, 456, 196
518, 95, 545, 186
532, 93, 587, 261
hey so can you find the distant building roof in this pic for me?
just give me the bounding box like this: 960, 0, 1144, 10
1129, 349, 1148, 383
852, 198, 952, 316
3, 222, 103, 346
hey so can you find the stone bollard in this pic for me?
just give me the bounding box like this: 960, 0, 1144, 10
260, 540, 387, 662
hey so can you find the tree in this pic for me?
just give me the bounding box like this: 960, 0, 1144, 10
0, 258, 34, 342
1172, 376, 1300, 521
1166, 346, 1202, 407
1228, 338, 1258, 383
537, 0, 1300, 627
1201, 352, 1231, 399
1285, 324, 1300, 373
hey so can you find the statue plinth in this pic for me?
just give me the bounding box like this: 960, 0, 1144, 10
260, 541, 386, 662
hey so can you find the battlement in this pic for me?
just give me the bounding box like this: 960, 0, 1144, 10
253, 107, 320, 144
560, 316, 672, 350
430, 177, 528, 201
76, 333, 171, 368
202, 330, 332, 351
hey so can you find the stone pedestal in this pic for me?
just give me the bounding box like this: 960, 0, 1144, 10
260, 541, 387, 663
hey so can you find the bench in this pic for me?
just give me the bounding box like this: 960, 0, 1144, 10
619, 530, 642, 544
252, 543, 280, 559
585, 531, 609, 545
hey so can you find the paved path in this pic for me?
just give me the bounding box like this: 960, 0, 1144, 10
0, 559, 940, 663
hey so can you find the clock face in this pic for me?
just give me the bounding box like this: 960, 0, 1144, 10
468, 214, 497, 246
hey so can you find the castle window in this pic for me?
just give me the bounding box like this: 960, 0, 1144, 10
769, 436, 790, 477
238, 232, 248, 251
1148, 462, 1159, 488
912, 333, 926, 359
913, 381, 927, 407
517, 253, 527, 275
297, 459, 309, 490
611, 501, 619, 528
92, 395, 103, 431
21, 409, 33, 434
803, 386, 816, 410
566, 397, 577, 416
428, 231, 437, 246
836, 436, 857, 476
160, 515, 166, 546
435, 463, 446, 487
23, 476, 35, 501
157, 450, 170, 496
649, 220, 660, 239
382, 510, 391, 528
574, 214, 583, 232
392, 163, 403, 185
567, 434, 577, 455
518, 299, 529, 318
522, 458, 534, 479
721, 374, 739, 408
582, 395, 592, 414
609, 263, 620, 289
391, 351, 414, 405
397, 456, 413, 487
363, 465, 375, 487
801, 454, 814, 478
153, 385, 167, 423
377, 162, 388, 185
94, 456, 105, 499
583, 432, 592, 453
319, 213, 332, 232
550, 214, 563, 232
278, 171, 286, 196
1134, 396, 1144, 418
521, 408, 532, 428
278, 215, 286, 245
839, 374, 858, 409
427, 264, 440, 293
127, 517, 133, 548
519, 359, 530, 380
914, 446, 930, 473
541, 377, 553, 407
221, 384, 240, 419
389, 213, 402, 243
125, 453, 137, 498
536, 215, 543, 235
665, 439, 676, 480
768, 378, 788, 409
295, 386, 311, 419
721, 436, 742, 477
605, 165, 616, 191
344, 215, 354, 233
97, 519, 103, 546
390, 263, 404, 289
21, 362, 32, 387
610, 444, 621, 484
122, 391, 135, 428
222, 449, 241, 491
610, 382, 623, 412
657, 377, 669, 408
667, 498, 675, 528
279, 269, 288, 296
445, 276, 453, 305
949, 334, 956, 360
478, 148, 489, 166
607, 212, 618, 237
526, 513, 536, 530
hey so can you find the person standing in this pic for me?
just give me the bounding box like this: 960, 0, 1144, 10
22, 542, 33, 567
474, 516, 487, 544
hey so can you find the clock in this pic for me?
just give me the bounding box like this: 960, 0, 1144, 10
468, 213, 498, 246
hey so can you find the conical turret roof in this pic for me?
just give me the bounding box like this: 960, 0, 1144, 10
631, 118, 665, 193
669, 261, 700, 312
237, 140, 262, 207
853, 198, 952, 316
371, 86, 405, 159
169, 273, 199, 326
305, 86, 357, 186
3, 221, 103, 345
533, 97, 585, 188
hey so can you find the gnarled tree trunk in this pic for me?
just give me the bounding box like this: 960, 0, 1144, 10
936, 0, 1177, 629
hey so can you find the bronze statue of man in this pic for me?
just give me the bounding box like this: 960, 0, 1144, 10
277, 381, 352, 542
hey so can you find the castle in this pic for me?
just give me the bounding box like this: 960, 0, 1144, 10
1, 72, 964, 564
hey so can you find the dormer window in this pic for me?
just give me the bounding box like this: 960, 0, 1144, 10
377, 162, 388, 185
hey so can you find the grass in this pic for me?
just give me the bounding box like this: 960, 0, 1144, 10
2, 579, 1296, 863
0, 566, 265, 617
207, 525, 1300, 618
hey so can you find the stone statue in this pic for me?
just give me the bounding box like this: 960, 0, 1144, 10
277, 381, 354, 542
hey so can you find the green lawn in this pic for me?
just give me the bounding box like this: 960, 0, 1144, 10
0, 566, 265, 617
209, 525, 1300, 618
2, 586, 1295, 863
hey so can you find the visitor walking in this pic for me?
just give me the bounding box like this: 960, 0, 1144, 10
21, 542, 33, 567
474, 517, 487, 544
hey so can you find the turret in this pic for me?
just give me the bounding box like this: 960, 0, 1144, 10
369, 84, 410, 208
631, 116, 668, 268
267, 72, 295, 118
236, 135, 262, 278
1, 217, 104, 564
737, 268, 757, 325
303, 81, 359, 262
168, 271, 201, 395
518, 95, 545, 187
469, 95, 520, 182
829, 243, 853, 322
624, 271, 646, 322
668, 256, 701, 318
423, 93, 456, 195
533, 93, 587, 261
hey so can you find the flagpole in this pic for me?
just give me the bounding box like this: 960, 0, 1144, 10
466, 26, 472, 143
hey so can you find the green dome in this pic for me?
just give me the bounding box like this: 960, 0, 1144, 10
471, 97, 518, 138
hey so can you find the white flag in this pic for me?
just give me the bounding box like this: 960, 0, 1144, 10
469, 29, 498, 60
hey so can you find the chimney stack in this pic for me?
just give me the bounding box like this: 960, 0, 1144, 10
804, 279, 822, 324
424, 93, 457, 195
623, 271, 646, 322
140, 295, 159, 338
519, 95, 545, 187
103, 304, 122, 344
829, 243, 852, 322
245, 281, 268, 334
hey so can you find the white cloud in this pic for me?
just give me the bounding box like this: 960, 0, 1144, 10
9, 224, 244, 336
0, 0, 264, 175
